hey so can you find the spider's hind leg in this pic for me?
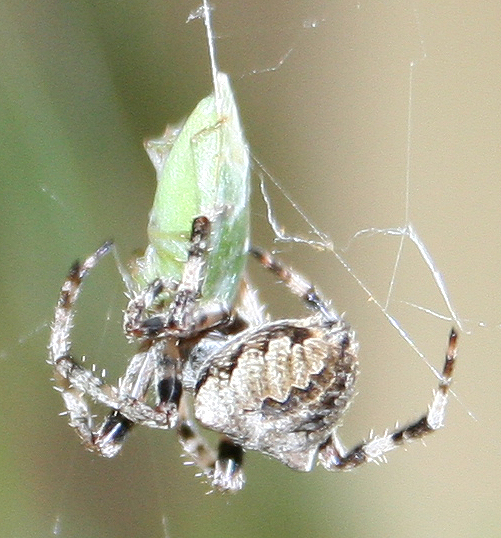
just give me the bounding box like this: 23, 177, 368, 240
177, 398, 245, 492
318, 329, 458, 470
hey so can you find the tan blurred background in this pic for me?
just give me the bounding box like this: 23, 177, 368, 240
0, 1, 499, 537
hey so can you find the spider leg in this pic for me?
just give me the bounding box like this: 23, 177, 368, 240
318, 329, 457, 470
93, 341, 181, 456
127, 216, 232, 341
168, 215, 238, 335
250, 247, 338, 321
176, 396, 245, 492
49, 243, 178, 457
55, 346, 179, 458
124, 277, 178, 338
50, 241, 113, 363
49, 242, 121, 453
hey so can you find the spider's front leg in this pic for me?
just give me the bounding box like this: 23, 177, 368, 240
318, 329, 457, 470
49, 243, 178, 457
125, 216, 232, 341
50, 242, 121, 454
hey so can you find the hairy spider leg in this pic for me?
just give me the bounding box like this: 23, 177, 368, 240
176, 407, 246, 493
125, 215, 231, 340
318, 329, 457, 470
250, 247, 338, 321
50, 243, 178, 458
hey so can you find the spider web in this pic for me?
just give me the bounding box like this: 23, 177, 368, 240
0, 2, 497, 538
233, 3, 464, 378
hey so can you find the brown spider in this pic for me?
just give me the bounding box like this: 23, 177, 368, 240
49, 216, 457, 492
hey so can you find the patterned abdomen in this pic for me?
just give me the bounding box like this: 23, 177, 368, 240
194, 317, 359, 471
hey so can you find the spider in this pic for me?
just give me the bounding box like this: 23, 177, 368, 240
49, 214, 457, 492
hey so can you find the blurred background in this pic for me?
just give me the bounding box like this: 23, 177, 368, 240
0, 1, 499, 537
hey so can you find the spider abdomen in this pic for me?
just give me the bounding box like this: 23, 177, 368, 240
194, 317, 359, 470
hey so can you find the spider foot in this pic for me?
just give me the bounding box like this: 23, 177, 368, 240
212, 438, 245, 492
93, 411, 134, 458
